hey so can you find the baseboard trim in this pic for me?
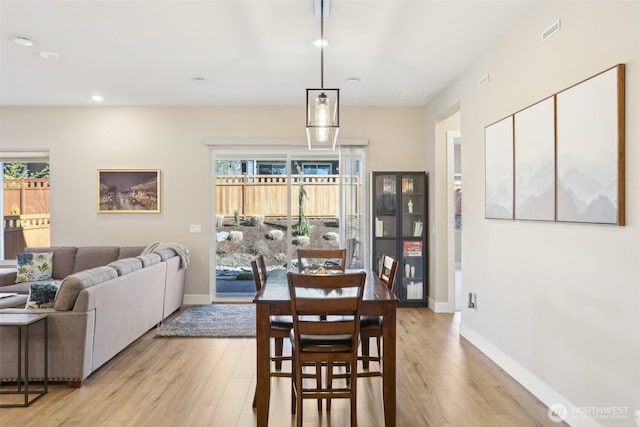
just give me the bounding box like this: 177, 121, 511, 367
428, 297, 454, 313
459, 323, 602, 427
183, 294, 211, 305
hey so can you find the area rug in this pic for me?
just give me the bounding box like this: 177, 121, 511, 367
156, 304, 256, 337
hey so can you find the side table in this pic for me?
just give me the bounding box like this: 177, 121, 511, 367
0, 313, 48, 407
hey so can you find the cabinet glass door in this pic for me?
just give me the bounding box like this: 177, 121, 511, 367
374, 174, 397, 238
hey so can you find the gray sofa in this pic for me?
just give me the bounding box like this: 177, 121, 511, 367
0, 245, 187, 387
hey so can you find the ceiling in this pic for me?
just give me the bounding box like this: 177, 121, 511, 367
0, 0, 536, 107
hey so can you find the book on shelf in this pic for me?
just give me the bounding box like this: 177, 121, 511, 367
412, 220, 423, 237
403, 241, 422, 257
382, 177, 396, 194
401, 177, 414, 194
406, 281, 423, 300
375, 217, 384, 237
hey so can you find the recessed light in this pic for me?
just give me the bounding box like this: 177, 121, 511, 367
347, 77, 360, 84
39, 51, 60, 60
91, 94, 104, 102
13, 36, 34, 47
313, 38, 328, 48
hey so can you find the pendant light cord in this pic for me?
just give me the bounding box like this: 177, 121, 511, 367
320, 0, 324, 89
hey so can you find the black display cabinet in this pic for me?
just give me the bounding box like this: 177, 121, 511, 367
372, 172, 428, 307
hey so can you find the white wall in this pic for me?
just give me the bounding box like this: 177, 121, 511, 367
426, 2, 640, 425
0, 106, 426, 301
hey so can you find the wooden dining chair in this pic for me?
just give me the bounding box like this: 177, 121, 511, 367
251, 255, 268, 291
297, 248, 347, 272
287, 271, 366, 427
359, 254, 398, 374
251, 256, 322, 410
251, 256, 292, 408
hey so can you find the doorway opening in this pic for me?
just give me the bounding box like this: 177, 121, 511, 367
447, 131, 463, 312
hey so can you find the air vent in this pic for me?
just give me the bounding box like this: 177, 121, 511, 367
542, 19, 561, 41
479, 74, 490, 87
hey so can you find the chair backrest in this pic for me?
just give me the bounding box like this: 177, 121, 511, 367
379, 254, 398, 291
345, 238, 358, 269
297, 249, 347, 272
287, 271, 366, 341
251, 255, 268, 291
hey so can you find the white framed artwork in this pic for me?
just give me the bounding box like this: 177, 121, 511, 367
556, 64, 625, 225
514, 96, 555, 221
484, 116, 514, 220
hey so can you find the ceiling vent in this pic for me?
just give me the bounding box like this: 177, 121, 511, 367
542, 19, 561, 41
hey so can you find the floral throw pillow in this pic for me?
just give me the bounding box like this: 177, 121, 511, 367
25, 281, 61, 309
16, 252, 53, 283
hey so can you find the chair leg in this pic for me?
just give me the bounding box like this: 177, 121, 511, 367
350, 388, 357, 427
275, 337, 284, 370
326, 362, 333, 411
361, 337, 370, 369
316, 362, 323, 410
296, 369, 304, 427
291, 368, 297, 414
350, 366, 358, 427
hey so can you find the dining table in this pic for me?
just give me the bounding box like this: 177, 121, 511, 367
253, 268, 399, 427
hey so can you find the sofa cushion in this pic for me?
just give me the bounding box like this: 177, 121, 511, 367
54, 266, 118, 311
25, 281, 62, 308
73, 247, 120, 273
108, 258, 143, 276
16, 252, 53, 283
118, 247, 145, 259
27, 247, 78, 280
137, 253, 162, 267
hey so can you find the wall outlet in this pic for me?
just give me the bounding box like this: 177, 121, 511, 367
467, 292, 476, 310
189, 224, 201, 233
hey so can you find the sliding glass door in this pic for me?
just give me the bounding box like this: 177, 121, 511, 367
211, 145, 365, 301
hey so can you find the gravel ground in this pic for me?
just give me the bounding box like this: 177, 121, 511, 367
215, 218, 340, 270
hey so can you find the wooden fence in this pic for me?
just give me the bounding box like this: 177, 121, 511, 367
3, 214, 51, 259
3, 178, 50, 215
215, 174, 361, 218
2, 179, 51, 258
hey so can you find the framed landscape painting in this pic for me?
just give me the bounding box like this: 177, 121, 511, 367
514, 96, 555, 221
556, 64, 625, 225
485, 116, 514, 219
98, 169, 161, 213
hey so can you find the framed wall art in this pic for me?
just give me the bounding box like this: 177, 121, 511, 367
97, 169, 161, 213
514, 96, 555, 221
556, 64, 625, 225
485, 116, 514, 219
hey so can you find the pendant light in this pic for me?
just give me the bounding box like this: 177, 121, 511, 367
306, 0, 339, 150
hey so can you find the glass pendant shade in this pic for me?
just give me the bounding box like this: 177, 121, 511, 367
306, 88, 340, 150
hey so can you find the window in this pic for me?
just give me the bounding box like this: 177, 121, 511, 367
0, 154, 51, 261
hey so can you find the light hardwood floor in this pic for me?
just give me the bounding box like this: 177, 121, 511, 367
1, 308, 565, 427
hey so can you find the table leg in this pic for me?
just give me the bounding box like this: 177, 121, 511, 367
256, 304, 271, 427
382, 302, 396, 427
44, 317, 48, 394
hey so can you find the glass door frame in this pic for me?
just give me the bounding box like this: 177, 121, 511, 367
208, 141, 368, 302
